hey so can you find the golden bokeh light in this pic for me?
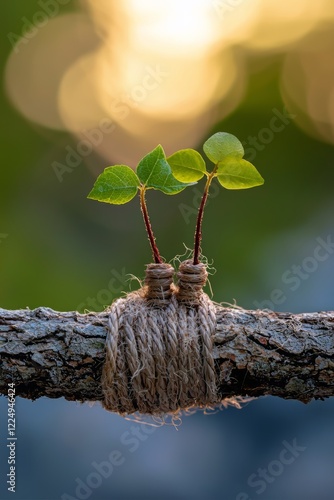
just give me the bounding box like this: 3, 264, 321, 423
5, 13, 98, 130
245, 0, 328, 51
94, 48, 240, 122
4, 0, 334, 165
125, 0, 219, 56
281, 27, 334, 144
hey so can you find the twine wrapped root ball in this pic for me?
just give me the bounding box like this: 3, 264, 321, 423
102, 260, 219, 416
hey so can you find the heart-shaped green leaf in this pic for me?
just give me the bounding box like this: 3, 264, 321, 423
167, 149, 207, 182
157, 160, 196, 194
203, 132, 244, 164
87, 165, 140, 204
216, 158, 264, 189
137, 145, 166, 186
137, 145, 195, 194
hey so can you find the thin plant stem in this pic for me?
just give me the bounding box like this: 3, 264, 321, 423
193, 167, 217, 265
139, 187, 163, 264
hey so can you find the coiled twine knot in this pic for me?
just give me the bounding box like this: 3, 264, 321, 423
176, 259, 208, 305
102, 260, 217, 416
144, 262, 174, 305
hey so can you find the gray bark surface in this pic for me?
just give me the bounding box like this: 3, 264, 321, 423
0, 306, 333, 406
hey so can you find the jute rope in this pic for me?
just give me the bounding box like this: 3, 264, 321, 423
102, 260, 218, 415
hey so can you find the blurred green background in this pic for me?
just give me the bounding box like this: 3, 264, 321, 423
2, 1, 334, 315
1, 2, 334, 500
2, 3, 334, 314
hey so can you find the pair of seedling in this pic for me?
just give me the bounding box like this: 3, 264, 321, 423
88, 132, 264, 266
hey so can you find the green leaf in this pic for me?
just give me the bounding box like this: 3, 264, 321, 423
216, 158, 264, 190
203, 132, 244, 163
167, 149, 206, 182
87, 165, 140, 204
137, 144, 166, 186
158, 161, 196, 194
137, 145, 195, 194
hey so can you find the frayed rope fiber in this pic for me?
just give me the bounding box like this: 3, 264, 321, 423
102, 260, 219, 416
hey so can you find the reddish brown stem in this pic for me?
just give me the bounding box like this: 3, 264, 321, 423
139, 187, 163, 264
193, 169, 216, 265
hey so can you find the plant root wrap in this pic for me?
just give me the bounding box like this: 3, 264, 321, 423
102, 261, 218, 415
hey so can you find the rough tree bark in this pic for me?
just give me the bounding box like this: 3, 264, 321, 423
1, 306, 333, 407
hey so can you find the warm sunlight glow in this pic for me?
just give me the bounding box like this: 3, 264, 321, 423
125, 0, 218, 55
58, 0, 245, 155
5, 0, 334, 164
246, 0, 328, 50
90, 0, 243, 124
94, 48, 239, 123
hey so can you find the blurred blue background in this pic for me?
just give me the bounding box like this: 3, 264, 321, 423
1, 1, 334, 499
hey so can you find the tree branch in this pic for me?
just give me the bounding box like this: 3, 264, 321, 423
0, 306, 333, 407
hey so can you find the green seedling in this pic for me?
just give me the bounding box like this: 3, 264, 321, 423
87, 145, 194, 263
88, 132, 264, 266
167, 132, 264, 264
